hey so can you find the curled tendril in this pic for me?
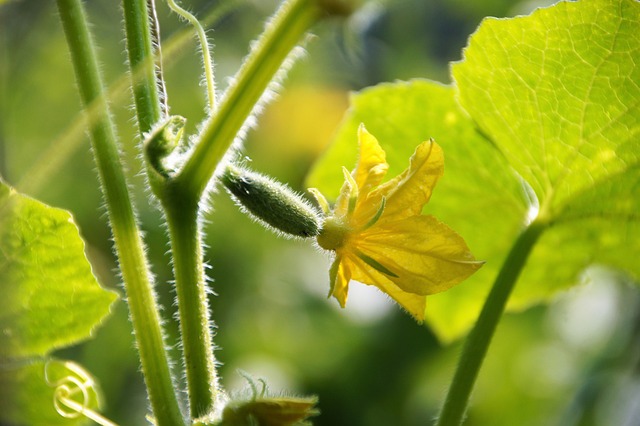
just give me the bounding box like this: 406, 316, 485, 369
44, 360, 118, 426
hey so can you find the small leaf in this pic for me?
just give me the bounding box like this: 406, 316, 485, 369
0, 179, 118, 358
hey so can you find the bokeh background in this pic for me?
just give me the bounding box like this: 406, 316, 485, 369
1, 0, 639, 425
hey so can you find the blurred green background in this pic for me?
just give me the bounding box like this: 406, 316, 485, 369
1, 0, 639, 425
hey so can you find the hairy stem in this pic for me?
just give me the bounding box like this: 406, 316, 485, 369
141, 0, 354, 419
162, 186, 219, 419
436, 219, 548, 426
56, 0, 184, 424
177, 0, 331, 199
122, 0, 164, 134
147, 0, 352, 418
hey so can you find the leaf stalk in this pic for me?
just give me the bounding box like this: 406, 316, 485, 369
436, 219, 548, 426
177, 0, 330, 199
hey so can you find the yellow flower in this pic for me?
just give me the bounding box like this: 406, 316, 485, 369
310, 125, 482, 322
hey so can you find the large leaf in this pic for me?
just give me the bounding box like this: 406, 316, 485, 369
452, 0, 640, 307
0, 179, 118, 358
307, 80, 530, 341
453, 0, 639, 213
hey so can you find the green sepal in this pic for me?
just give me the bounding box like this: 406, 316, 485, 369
221, 165, 321, 238
327, 255, 341, 299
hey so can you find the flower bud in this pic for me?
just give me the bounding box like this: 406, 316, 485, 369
144, 115, 187, 179
221, 166, 321, 238
220, 395, 318, 426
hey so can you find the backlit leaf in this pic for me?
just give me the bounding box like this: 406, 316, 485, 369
453, 0, 640, 309
0, 179, 118, 358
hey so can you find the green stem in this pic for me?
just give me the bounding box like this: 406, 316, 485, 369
162, 186, 219, 419
436, 219, 549, 426
141, 0, 354, 418
176, 0, 328, 198
122, 0, 164, 134
56, 1, 184, 425
148, 0, 352, 417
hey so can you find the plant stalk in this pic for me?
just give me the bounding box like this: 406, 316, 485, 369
56, 0, 184, 424
141, 0, 354, 419
436, 219, 548, 426
162, 186, 219, 419
176, 0, 330, 199
122, 0, 164, 134
149, 0, 351, 417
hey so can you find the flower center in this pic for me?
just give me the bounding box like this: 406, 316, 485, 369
316, 216, 350, 251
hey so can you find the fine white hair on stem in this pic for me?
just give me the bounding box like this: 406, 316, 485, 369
147, 0, 170, 117
197, 39, 310, 203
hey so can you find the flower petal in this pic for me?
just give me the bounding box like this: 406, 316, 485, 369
334, 126, 389, 223
368, 139, 444, 225
349, 255, 427, 322
329, 254, 352, 307
354, 125, 389, 198
357, 215, 483, 295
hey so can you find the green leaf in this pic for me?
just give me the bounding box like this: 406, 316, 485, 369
0, 359, 103, 426
453, 0, 640, 214
453, 0, 640, 308
307, 80, 530, 341
0, 179, 118, 358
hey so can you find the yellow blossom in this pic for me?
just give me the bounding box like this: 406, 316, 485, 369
310, 124, 482, 322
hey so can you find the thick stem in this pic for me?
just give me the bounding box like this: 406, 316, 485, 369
176, 0, 327, 199
56, 0, 184, 424
141, 0, 354, 419
122, 0, 164, 134
162, 186, 219, 419
436, 219, 548, 426
152, 0, 336, 415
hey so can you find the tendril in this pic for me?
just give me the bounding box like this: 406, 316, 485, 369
44, 360, 118, 426
166, 0, 217, 112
